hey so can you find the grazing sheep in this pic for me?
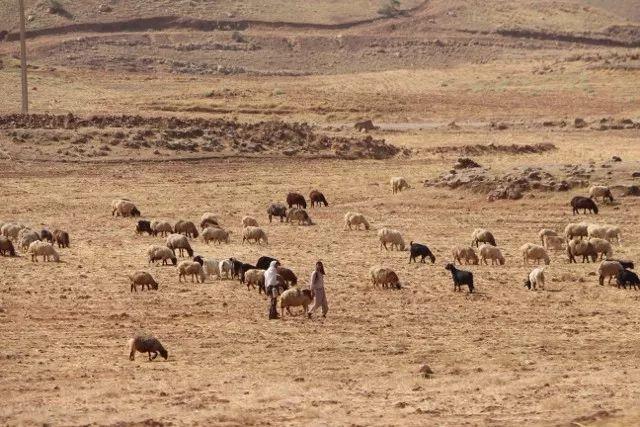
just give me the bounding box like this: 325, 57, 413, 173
479, 244, 505, 265
286, 192, 307, 209
129, 335, 168, 361
242, 226, 268, 245
589, 237, 613, 260
391, 177, 410, 194
587, 224, 608, 239
238, 262, 257, 284
243, 268, 265, 291
409, 241, 436, 263
111, 198, 130, 215
564, 222, 589, 240
309, 190, 329, 207
280, 288, 314, 316
174, 220, 199, 238
177, 260, 206, 283
538, 229, 558, 245
286, 208, 313, 225
605, 226, 622, 245
18, 228, 40, 251
444, 263, 474, 293
567, 239, 597, 263
543, 235, 564, 251
597, 260, 624, 286
114, 199, 141, 217
202, 226, 230, 244
200, 212, 219, 229
524, 267, 545, 290
242, 216, 259, 228
166, 234, 194, 257
617, 269, 640, 290
267, 203, 287, 223
344, 212, 370, 230
256, 256, 278, 270
277, 266, 298, 286
2, 223, 25, 241
39, 229, 54, 243
28, 241, 60, 262
0, 236, 16, 256
135, 220, 154, 236
571, 196, 598, 215
378, 228, 405, 251
151, 220, 173, 237
219, 259, 233, 279
196, 257, 220, 279
452, 246, 479, 265
370, 266, 401, 289
128, 271, 159, 292
147, 245, 177, 266
520, 243, 550, 265
52, 229, 70, 248
589, 185, 614, 203
471, 228, 496, 247
609, 259, 634, 270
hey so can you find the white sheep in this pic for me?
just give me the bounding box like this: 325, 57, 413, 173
564, 222, 589, 240
28, 241, 60, 262
114, 199, 140, 217
451, 246, 479, 265
538, 229, 558, 245
589, 185, 614, 203
344, 212, 370, 230
605, 226, 622, 245
243, 268, 265, 290
587, 224, 608, 239
200, 257, 220, 279
151, 220, 173, 237
202, 226, 230, 244
520, 243, 550, 265
218, 259, 233, 279
479, 244, 505, 265
588, 237, 613, 260
242, 216, 259, 228
166, 233, 194, 257
177, 260, 205, 283
471, 228, 496, 247
390, 177, 410, 194
147, 245, 177, 266
279, 287, 314, 316
18, 228, 40, 251
597, 260, 623, 286
543, 235, 564, 251
2, 222, 26, 241
378, 228, 405, 251
524, 267, 545, 290
242, 226, 268, 245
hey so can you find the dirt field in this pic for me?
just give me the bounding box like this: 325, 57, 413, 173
2, 0, 640, 426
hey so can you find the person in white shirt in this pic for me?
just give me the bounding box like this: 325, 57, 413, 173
264, 260, 281, 319
308, 261, 328, 318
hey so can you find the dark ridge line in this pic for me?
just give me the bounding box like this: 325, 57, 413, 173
3, 1, 429, 41
495, 28, 640, 48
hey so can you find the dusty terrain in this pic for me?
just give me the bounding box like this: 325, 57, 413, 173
1, 0, 640, 426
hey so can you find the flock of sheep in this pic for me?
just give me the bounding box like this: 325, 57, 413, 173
3, 176, 638, 360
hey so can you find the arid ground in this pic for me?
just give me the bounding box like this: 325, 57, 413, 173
1, 1, 640, 426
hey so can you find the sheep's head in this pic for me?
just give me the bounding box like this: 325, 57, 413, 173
444, 263, 455, 272
150, 281, 159, 290
429, 254, 436, 264
193, 255, 204, 266
170, 256, 177, 266
593, 204, 599, 214
187, 248, 194, 257
498, 257, 505, 266
159, 347, 168, 360
523, 279, 532, 289
131, 207, 141, 217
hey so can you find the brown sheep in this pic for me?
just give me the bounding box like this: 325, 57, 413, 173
128, 271, 159, 292
309, 190, 329, 207
286, 192, 307, 209
53, 229, 70, 248
174, 220, 199, 238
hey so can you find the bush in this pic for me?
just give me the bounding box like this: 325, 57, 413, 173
378, 0, 401, 17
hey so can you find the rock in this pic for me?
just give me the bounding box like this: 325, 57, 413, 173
354, 119, 377, 133
574, 117, 587, 128
612, 156, 622, 162
632, 172, 640, 178
627, 186, 640, 196
98, 4, 112, 12
418, 364, 434, 378
453, 157, 481, 169
447, 120, 460, 130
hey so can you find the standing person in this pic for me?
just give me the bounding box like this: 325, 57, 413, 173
264, 260, 281, 319
308, 261, 328, 318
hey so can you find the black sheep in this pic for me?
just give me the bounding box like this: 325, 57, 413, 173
617, 269, 640, 290
135, 220, 154, 236
445, 263, 474, 293
256, 256, 279, 270
39, 229, 54, 243
409, 241, 436, 264
570, 196, 599, 215
193, 255, 204, 266
610, 259, 634, 270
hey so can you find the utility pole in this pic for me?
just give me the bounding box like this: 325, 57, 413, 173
18, 0, 28, 113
